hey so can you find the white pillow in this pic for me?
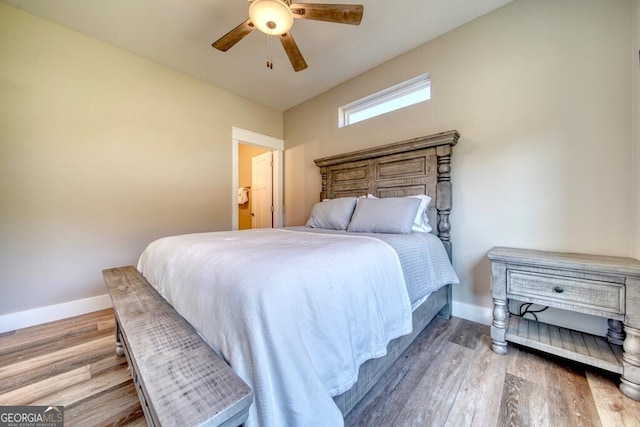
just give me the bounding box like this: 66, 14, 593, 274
408, 194, 432, 233
305, 197, 357, 230
367, 194, 432, 233
347, 197, 421, 234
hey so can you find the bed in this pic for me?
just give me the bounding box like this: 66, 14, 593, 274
105, 129, 460, 427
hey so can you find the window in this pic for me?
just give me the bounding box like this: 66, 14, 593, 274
338, 73, 431, 127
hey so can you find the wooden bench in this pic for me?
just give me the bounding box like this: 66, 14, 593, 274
103, 266, 253, 426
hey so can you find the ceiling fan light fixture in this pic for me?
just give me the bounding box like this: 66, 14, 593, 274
249, 0, 294, 35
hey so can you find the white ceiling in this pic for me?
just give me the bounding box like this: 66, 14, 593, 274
3, 0, 512, 111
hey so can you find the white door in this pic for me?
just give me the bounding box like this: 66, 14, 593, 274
251, 151, 273, 228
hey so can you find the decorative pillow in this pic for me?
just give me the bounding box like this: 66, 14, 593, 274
347, 197, 421, 234
305, 197, 357, 230
367, 194, 432, 233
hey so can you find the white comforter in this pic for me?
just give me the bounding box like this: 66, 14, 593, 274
137, 228, 413, 427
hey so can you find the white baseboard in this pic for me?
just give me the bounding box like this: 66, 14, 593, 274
0, 294, 113, 334
452, 300, 492, 325
0, 294, 492, 334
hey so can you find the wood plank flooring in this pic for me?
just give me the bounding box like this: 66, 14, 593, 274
1, 309, 639, 426
0, 309, 145, 426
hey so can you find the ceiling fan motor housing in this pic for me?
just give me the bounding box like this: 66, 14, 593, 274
249, 0, 294, 35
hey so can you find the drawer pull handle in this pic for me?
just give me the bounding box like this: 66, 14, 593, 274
554, 286, 564, 293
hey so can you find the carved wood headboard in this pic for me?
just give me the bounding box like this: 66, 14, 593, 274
313, 130, 459, 259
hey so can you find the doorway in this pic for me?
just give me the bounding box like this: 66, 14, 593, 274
231, 127, 284, 230
238, 145, 271, 229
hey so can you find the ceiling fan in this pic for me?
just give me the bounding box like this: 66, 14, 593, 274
212, 0, 364, 72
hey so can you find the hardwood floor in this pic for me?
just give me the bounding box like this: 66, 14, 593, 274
345, 317, 640, 427
0, 309, 144, 426
1, 309, 638, 426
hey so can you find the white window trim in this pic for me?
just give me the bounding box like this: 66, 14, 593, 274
339, 73, 431, 127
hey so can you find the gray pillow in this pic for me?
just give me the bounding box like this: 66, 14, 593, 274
347, 197, 421, 234
367, 194, 432, 233
305, 197, 357, 230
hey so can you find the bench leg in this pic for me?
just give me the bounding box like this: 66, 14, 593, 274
115, 320, 125, 357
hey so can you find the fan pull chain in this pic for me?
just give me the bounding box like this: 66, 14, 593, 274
266, 31, 274, 69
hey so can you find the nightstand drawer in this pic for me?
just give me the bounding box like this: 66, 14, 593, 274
507, 270, 625, 315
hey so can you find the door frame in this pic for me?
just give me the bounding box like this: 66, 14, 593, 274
231, 127, 284, 230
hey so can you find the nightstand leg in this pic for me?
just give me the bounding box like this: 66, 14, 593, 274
607, 319, 625, 345
620, 325, 640, 401
491, 298, 508, 355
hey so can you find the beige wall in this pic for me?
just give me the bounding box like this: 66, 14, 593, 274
0, 4, 282, 316
2, 0, 637, 327
284, 0, 634, 323
238, 144, 269, 230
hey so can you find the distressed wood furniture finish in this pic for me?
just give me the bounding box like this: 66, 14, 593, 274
488, 246, 640, 401
315, 130, 459, 414
314, 129, 458, 259
103, 267, 253, 427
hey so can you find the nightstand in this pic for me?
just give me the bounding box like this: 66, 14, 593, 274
488, 247, 640, 401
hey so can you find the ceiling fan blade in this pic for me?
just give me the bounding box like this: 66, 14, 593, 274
212, 19, 255, 52
290, 3, 363, 25
279, 32, 308, 72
